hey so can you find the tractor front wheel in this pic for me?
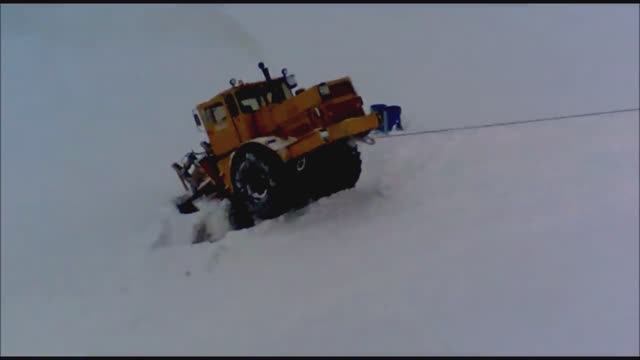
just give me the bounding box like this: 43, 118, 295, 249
230, 143, 293, 221
228, 196, 255, 230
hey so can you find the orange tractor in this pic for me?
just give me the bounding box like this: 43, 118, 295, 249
172, 62, 381, 230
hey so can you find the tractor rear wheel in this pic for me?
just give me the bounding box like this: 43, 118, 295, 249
303, 139, 362, 201
333, 140, 362, 191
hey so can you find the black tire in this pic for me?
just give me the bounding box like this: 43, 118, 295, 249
285, 156, 315, 210
228, 197, 255, 230
301, 139, 362, 201
230, 143, 293, 220
333, 140, 362, 190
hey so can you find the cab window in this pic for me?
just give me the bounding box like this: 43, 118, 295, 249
235, 86, 266, 114
262, 79, 292, 104
204, 103, 227, 124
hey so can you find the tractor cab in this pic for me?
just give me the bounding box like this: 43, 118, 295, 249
192, 65, 298, 156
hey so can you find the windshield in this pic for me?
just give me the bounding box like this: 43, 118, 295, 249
234, 79, 294, 114
235, 85, 267, 114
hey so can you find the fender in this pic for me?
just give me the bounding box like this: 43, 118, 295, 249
247, 136, 298, 161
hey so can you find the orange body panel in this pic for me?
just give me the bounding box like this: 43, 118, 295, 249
286, 131, 326, 159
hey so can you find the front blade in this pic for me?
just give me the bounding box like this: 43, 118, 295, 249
174, 196, 200, 214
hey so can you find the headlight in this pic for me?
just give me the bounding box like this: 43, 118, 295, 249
285, 74, 297, 88
318, 83, 330, 96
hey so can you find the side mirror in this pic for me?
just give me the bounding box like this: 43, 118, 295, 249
192, 110, 202, 127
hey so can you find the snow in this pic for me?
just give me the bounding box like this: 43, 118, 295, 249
1, 4, 638, 356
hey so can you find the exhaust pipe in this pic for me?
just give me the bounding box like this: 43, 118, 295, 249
258, 62, 282, 103
258, 62, 272, 82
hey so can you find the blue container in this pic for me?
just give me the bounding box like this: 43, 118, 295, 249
370, 104, 387, 131
384, 105, 402, 131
